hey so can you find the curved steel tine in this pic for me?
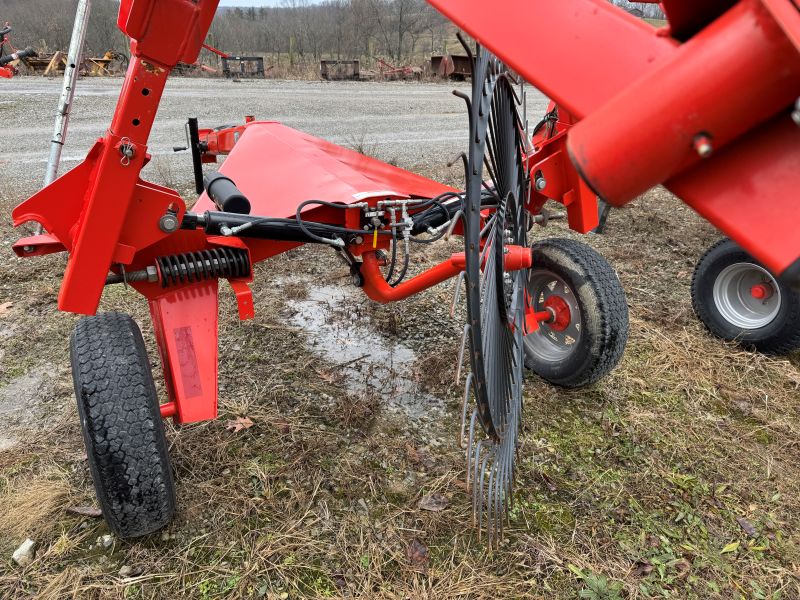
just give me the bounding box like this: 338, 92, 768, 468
476, 449, 491, 540
444, 209, 463, 241
486, 456, 497, 546
480, 214, 496, 238
451, 272, 465, 319
455, 321, 469, 380
456, 32, 473, 60
466, 409, 478, 491
460, 371, 474, 447
472, 439, 485, 526
494, 452, 507, 545
451, 89, 472, 114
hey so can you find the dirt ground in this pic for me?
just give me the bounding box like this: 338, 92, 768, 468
0, 77, 799, 600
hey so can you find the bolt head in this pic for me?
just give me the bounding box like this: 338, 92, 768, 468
22, 245, 34, 253
159, 213, 179, 233
693, 134, 713, 158
535, 177, 547, 191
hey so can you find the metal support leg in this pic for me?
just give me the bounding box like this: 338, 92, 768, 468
36, 0, 91, 234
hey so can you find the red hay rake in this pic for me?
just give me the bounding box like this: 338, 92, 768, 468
10, 0, 800, 542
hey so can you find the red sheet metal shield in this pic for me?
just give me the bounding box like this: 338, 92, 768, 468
193, 122, 454, 216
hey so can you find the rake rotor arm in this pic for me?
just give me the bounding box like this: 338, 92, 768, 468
430, 0, 800, 284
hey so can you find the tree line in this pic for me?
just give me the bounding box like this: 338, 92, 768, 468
1, 0, 663, 67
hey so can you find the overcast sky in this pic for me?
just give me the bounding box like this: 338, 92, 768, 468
219, 0, 298, 6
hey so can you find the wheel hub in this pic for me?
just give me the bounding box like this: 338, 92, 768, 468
750, 283, 774, 301
524, 269, 582, 361
542, 295, 571, 331
713, 262, 781, 330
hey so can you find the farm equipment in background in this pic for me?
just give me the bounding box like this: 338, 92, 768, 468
375, 57, 422, 80
691, 239, 800, 354
0, 22, 36, 79
202, 42, 266, 79
430, 54, 474, 79
10, 0, 800, 545
320, 59, 360, 80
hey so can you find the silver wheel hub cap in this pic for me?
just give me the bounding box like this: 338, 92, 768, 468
712, 262, 781, 330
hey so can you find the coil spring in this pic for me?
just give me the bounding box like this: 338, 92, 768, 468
156, 247, 251, 288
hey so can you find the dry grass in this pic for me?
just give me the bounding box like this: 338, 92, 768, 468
1, 174, 799, 600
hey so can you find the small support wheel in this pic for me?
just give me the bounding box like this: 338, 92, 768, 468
524, 238, 629, 388
70, 313, 176, 538
691, 239, 800, 354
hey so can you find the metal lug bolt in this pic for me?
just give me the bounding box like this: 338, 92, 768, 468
693, 134, 713, 158
22, 245, 34, 253
353, 236, 364, 244
792, 98, 800, 127
535, 176, 547, 191
159, 211, 179, 233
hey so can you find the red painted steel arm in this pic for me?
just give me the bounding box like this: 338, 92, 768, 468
360, 251, 466, 303
428, 0, 800, 282
11, 0, 221, 315
428, 0, 679, 119
360, 246, 533, 303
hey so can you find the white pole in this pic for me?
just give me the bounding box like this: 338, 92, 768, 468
37, 0, 91, 233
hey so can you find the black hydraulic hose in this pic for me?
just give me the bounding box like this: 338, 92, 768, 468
185, 211, 391, 245
0, 47, 35, 66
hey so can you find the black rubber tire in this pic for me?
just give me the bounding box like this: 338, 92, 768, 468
70, 313, 175, 538
524, 238, 629, 387
691, 239, 800, 355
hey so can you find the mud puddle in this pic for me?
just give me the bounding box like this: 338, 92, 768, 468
284, 281, 446, 423
0, 363, 57, 451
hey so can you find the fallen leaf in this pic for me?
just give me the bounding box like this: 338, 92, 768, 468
66, 506, 102, 518
418, 492, 449, 512
540, 472, 557, 492
406, 537, 429, 573
736, 516, 757, 537
404, 442, 421, 464
315, 369, 338, 384
633, 561, 653, 577
225, 416, 254, 433
720, 541, 740, 554
271, 417, 291, 434
673, 558, 691, 578
0, 302, 12, 316
404, 443, 436, 470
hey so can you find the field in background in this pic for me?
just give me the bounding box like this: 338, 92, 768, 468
0, 78, 798, 599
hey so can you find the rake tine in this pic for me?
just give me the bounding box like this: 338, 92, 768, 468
472, 439, 485, 526
492, 446, 504, 544
460, 371, 474, 447
486, 456, 497, 546
444, 209, 463, 241
451, 272, 465, 318
466, 409, 478, 491
476, 448, 491, 540
455, 321, 469, 381
456, 32, 473, 60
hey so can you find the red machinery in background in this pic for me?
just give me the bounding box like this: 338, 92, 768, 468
0, 22, 36, 79
9, 0, 800, 542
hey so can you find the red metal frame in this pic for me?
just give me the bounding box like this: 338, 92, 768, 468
429, 0, 800, 279
1, 21, 21, 79
10, 0, 800, 425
